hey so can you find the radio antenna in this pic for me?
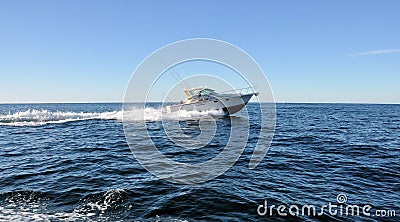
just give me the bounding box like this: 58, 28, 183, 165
170, 67, 190, 89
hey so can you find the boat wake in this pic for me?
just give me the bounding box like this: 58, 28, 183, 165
0, 107, 226, 126
123, 107, 225, 122
0, 109, 123, 126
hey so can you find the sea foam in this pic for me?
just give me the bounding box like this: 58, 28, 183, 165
0, 109, 123, 126
0, 107, 225, 126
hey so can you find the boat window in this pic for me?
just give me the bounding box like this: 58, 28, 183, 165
199, 89, 215, 96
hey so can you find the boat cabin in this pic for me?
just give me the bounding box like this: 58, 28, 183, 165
183, 87, 216, 104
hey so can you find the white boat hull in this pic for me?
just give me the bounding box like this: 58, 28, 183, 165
166, 93, 255, 115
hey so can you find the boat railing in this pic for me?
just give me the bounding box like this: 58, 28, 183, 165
218, 86, 256, 95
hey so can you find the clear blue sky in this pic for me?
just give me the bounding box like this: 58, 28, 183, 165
0, 0, 399, 103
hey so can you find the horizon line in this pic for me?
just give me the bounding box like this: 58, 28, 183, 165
0, 101, 399, 105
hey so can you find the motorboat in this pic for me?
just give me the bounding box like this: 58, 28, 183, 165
165, 86, 258, 115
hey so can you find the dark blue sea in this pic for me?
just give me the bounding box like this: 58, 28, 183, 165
0, 103, 398, 221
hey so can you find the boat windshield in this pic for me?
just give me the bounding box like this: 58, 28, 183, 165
199, 88, 215, 96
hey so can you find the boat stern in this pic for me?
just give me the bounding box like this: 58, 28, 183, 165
166, 105, 172, 114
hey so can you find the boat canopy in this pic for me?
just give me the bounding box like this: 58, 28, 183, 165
184, 86, 215, 98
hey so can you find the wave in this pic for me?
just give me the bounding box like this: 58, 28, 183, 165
0, 189, 189, 221
0, 108, 225, 126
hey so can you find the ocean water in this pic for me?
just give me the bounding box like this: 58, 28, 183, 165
0, 103, 399, 221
